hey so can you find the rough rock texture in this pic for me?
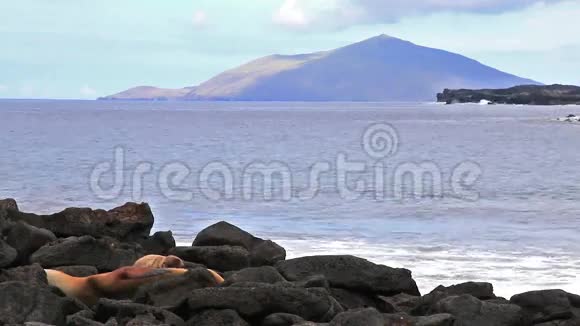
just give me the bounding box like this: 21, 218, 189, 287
437, 84, 580, 105
170, 245, 251, 272
192, 221, 286, 266
134, 268, 220, 308
4, 221, 57, 264
430, 282, 496, 300
30, 235, 142, 271
0, 238, 17, 268
412, 281, 496, 315
0, 281, 84, 325
379, 293, 421, 313
511, 289, 580, 324
186, 309, 249, 326
329, 288, 395, 313
2, 202, 580, 326
223, 266, 287, 286
433, 294, 523, 326
0, 198, 18, 211
0, 264, 48, 285
94, 299, 185, 326
329, 308, 384, 326
187, 284, 343, 322
138, 230, 176, 255
383, 313, 456, 326
276, 255, 420, 296
261, 313, 306, 326
6, 202, 154, 242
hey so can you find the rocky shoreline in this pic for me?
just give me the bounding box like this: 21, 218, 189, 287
437, 84, 580, 105
1, 199, 579, 326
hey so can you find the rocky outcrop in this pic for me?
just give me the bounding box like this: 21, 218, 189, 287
3, 221, 57, 264
93, 299, 185, 325
5, 202, 154, 242
437, 84, 580, 105
30, 235, 142, 271
170, 245, 251, 272
276, 255, 420, 296
134, 268, 220, 308
187, 285, 344, 322
1, 198, 579, 326
192, 221, 286, 266
511, 289, 580, 324
0, 239, 17, 268
185, 309, 248, 326
0, 281, 84, 325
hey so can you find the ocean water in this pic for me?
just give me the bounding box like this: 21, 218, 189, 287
1, 99, 580, 297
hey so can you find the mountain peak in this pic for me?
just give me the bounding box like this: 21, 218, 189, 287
102, 35, 540, 102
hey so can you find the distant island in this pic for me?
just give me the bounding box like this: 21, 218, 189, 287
100, 35, 540, 102
437, 84, 580, 105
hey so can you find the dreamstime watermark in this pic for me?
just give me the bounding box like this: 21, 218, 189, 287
89, 123, 483, 202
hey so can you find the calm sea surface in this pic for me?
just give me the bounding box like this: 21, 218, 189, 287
1, 99, 579, 297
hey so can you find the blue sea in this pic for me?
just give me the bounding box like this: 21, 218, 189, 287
1, 99, 579, 297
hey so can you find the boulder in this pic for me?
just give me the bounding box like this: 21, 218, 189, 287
251, 240, 287, 267
192, 221, 286, 266
0, 264, 48, 286
261, 313, 305, 326
186, 309, 249, 326
0, 281, 84, 325
430, 282, 496, 300
0, 238, 17, 268
66, 310, 103, 326
329, 288, 395, 313
382, 313, 455, 326
6, 202, 154, 242
94, 299, 184, 326
223, 266, 287, 286
434, 294, 523, 326
138, 231, 176, 255
412, 281, 496, 315
510, 289, 580, 324
30, 235, 143, 271
170, 245, 250, 272
378, 293, 420, 313
54, 265, 99, 277
276, 255, 420, 296
329, 308, 384, 326
0, 198, 18, 211
3, 221, 57, 264
0, 198, 18, 233
134, 268, 221, 308
187, 284, 343, 322
292, 274, 330, 289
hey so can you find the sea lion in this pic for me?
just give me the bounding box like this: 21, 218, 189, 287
133, 255, 185, 269
133, 255, 224, 285
45, 266, 210, 306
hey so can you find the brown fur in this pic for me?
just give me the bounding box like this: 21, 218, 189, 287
45, 266, 209, 306
133, 255, 185, 269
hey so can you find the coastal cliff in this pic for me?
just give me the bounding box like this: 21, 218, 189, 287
2, 198, 580, 325
437, 84, 580, 105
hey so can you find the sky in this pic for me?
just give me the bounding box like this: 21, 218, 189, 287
0, 0, 579, 99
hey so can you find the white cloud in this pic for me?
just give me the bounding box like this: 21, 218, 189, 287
80, 85, 97, 97
0, 85, 6, 92
273, 0, 571, 30
192, 10, 208, 28
273, 0, 310, 28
